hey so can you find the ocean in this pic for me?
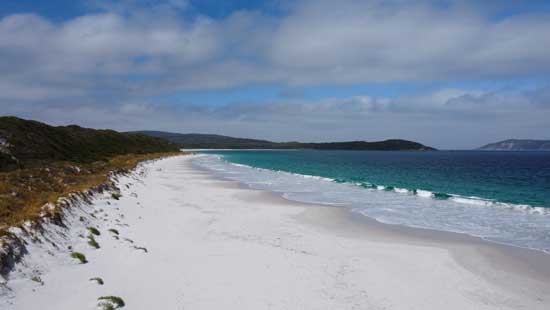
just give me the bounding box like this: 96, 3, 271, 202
192, 150, 550, 253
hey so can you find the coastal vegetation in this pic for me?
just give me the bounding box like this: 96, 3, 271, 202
0, 117, 179, 171
0, 116, 182, 235
87, 235, 100, 249
98, 296, 125, 309
133, 246, 148, 253
30, 275, 43, 285
70, 252, 87, 264
88, 227, 101, 236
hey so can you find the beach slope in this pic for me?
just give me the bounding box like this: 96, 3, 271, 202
2, 155, 549, 309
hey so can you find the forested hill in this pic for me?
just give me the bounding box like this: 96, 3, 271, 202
478, 139, 550, 151
0, 117, 179, 171
132, 131, 436, 151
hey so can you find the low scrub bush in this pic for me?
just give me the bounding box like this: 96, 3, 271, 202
88, 235, 100, 249
88, 227, 101, 236
70, 252, 87, 264
98, 296, 125, 309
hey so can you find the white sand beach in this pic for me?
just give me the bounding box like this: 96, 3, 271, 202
2, 154, 549, 310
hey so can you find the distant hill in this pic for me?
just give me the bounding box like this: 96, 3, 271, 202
133, 131, 277, 149
478, 139, 550, 151
0, 117, 179, 171
132, 131, 436, 151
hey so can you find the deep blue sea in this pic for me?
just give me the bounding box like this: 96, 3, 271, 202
192, 150, 550, 252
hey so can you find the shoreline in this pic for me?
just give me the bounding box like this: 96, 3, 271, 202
191, 152, 550, 252
3, 154, 549, 309
192, 156, 550, 295
192, 154, 550, 254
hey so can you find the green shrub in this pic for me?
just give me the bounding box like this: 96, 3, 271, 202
111, 193, 122, 200
88, 235, 100, 249
88, 227, 101, 236
70, 252, 87, 264
108, 228, 119, 235
98, 296, 125, 309
31, 275, 44, 285
90, 277, 104, 285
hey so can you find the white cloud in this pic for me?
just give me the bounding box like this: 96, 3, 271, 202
0, 12, 220, 75
1, 0, 550, 98
267, 0, 550, 84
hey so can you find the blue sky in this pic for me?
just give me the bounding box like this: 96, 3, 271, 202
4, 0, 550, 21
1, 0, 550, 148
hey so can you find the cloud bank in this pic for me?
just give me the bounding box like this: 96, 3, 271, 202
0, 0, 549, 148
5, 85, 549, 149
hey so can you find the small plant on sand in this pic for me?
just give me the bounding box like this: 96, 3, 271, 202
133, 246, 148, 253
108, 228, 119, 235
88, 235, 100, 249
79, 216, 85, 222
98, 296, 125, 309
88, 227, 101, 236
31, 275, 44, 285
90, 277, 104, 285
111, 193, 122, 200
70, 252, 87, 264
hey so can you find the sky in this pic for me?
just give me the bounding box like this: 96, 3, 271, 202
1, 0, 550, 149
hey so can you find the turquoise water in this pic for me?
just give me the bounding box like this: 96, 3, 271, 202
204, 150, 550, 208
193, 150, 550, 252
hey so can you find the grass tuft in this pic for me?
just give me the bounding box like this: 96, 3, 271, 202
88, 235, 100, 249
31, 275, 44, 285
111, 193, 122, 200
90, 277, 104, 285
133, 246, 148, 253
98, 296, 125, 309
70, 252, 87, 264
108, 228, 119, 235
88, 227, 101, 236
